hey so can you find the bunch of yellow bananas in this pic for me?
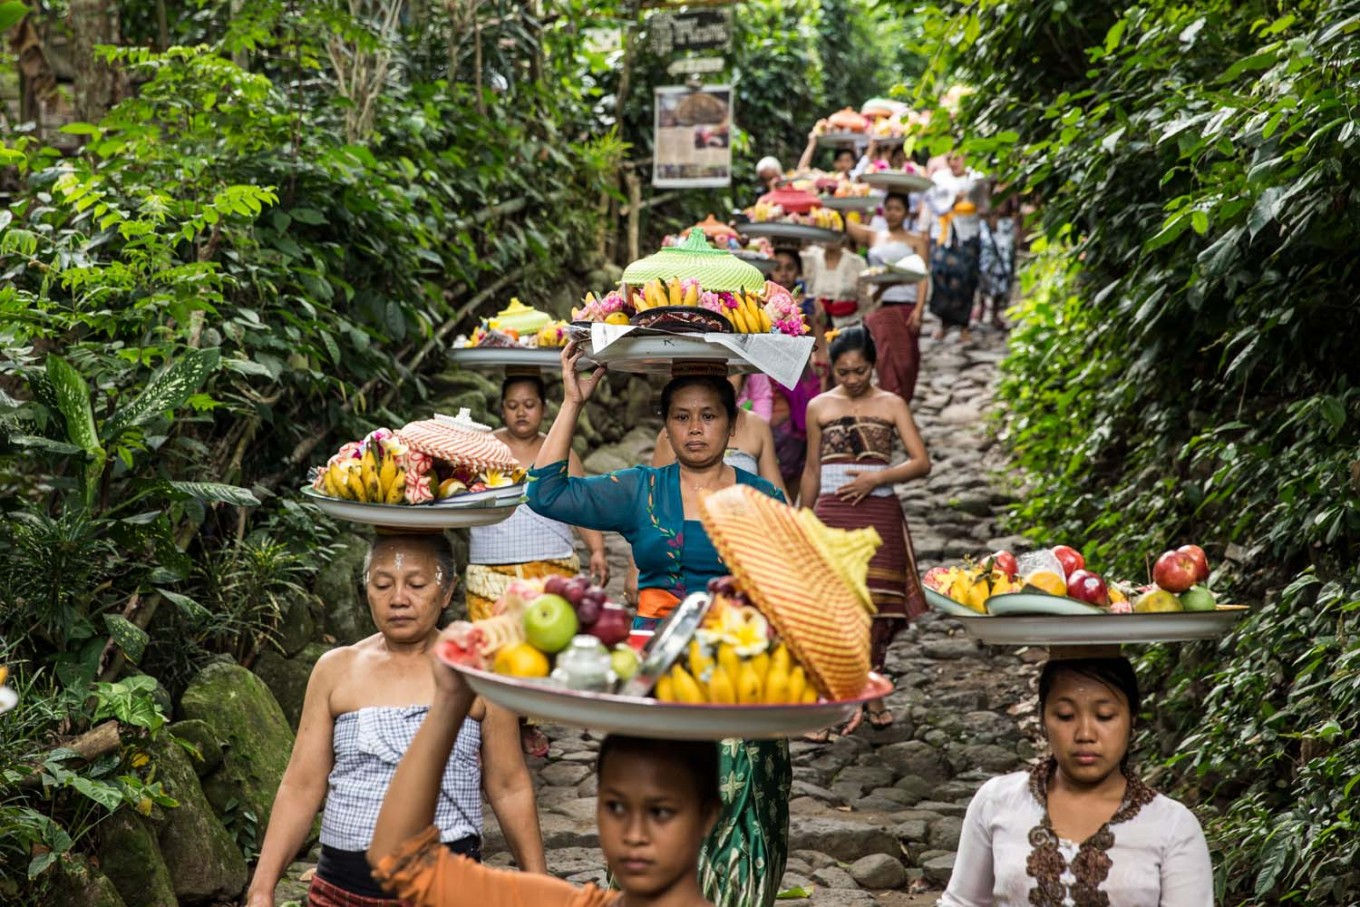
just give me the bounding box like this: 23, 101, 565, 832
634, 277, 700, 311
745, 201, 781, 223
654, 639, 816, 705
809, 208, 844, 230
727, 291, 773, 333
322, 446, 406, 504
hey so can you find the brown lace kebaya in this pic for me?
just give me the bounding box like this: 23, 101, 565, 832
1024, 757, 1158, 907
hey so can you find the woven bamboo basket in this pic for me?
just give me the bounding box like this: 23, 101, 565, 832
698, 485, 877, 700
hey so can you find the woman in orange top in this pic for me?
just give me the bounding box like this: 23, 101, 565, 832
367, 631, 720, 907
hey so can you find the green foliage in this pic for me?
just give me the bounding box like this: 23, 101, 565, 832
919, 0, 1360, 900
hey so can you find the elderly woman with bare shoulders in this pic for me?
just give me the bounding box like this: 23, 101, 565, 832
245, 533, 545, 907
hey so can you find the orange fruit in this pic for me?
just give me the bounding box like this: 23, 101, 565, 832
1025, 570, 1067, 597
493, 642, 550, 678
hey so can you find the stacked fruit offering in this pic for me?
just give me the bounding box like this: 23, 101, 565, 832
455, 298, 568, 349
310, 411, 522, 505
924, 542, 1225, 615
440, 575, 640, 691
576, 279, 808, 337
655, 576, 818, 705
744, 200, 844, 231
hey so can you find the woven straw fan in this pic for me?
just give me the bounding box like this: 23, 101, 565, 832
698, 484, 876, 701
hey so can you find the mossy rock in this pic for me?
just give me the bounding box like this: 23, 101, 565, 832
251, 642, 328, 730
97, 811, 176, 907
276, 594, 320, 657
168, 718, 225, 776
151, 735, 248, 901
49, 854, 126, 907
315, 533, 373, 645
431, 367, 501, 400
179, 661, 294, 838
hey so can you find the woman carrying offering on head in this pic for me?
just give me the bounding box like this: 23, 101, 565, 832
526, 342, 790, 907
801, 327, 929, 734
625, 380, 785, 608
845, 192, 930, 405
366, 635, 721, 906
802, 235, 868, 332
925, 150, 984, 343
941, 656, 1213, 906
467, 372, 610, 756
245, 534, 545, 907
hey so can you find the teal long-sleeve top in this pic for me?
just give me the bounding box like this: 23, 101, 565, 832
526, 459, 784, 602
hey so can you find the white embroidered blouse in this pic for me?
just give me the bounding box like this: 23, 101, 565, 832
939, 770, 1214, 907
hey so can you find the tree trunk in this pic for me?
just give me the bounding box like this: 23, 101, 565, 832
67, 0, 124, 122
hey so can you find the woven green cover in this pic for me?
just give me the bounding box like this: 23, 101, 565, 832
622, 229, 765, 292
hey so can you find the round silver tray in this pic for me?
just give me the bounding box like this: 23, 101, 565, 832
741, 221, 844, 244
818, 194, 883, 212
448, 347, 574, 369
585, 334, 759, 375
859, 171, 934, 193
300, 486, 522, 529
733, 251, 777, 274
861, 269, 926, 286
816, 131, 869, 148
444, 662, 893, 740
952, 609, 1248, 645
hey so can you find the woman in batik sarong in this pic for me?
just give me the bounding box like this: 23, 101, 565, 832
527, 343, 791, 907
800, 326, 930, 734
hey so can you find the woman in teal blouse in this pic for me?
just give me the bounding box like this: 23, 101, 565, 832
528, 341, 791, 907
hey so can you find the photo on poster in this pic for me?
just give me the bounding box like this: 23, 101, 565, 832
653, 84, 732, 188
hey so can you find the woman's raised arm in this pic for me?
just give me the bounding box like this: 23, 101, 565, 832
533, 340, 607, 470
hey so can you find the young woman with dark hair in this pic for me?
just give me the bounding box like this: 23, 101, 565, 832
801, 326, 930, 734
941, 656, 1213, 905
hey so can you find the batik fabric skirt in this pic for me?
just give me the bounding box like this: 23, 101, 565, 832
813, 492, 927, 670
699, 739, 792, 907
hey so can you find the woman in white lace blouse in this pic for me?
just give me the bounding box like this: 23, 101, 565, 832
941, 656, 1213, 907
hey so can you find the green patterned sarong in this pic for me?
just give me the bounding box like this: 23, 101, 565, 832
699, 738, 792, 907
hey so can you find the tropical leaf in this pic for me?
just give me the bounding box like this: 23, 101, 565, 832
102, 614, 148, 664
6, 436, 87, 457
45, 355, 105, 507
167, 481, 260, 507
0, 2, 29, 33
103, 348, 221, 440
155, 588, 211, 623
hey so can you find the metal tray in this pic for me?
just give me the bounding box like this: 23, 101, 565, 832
859, 171, 934, 193
741, 221, 844, 245
300, 486, 522, 529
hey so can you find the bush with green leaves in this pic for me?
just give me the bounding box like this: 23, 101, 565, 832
915, 0, 1359, 900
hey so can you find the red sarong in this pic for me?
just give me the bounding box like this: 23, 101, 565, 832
813, 492, 926, 670
308, 874, 405, 907
863, 304, 921, 404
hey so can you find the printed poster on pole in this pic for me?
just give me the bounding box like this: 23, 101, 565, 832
652, 84, 733, 188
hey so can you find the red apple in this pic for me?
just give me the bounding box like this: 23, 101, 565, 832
921, 566, 951, 591
1066, 569, 1109, 606
1177, 544, 1210, 583
1051, 545, 1085, 577
991, 551, 1019, 579
543, 575, 570, 597
587, 603, 631, 647
1153, 550, 1197, 593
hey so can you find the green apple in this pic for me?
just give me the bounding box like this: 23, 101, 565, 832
1179, 584, 1217, 612
610, 644, 640, 682
523, 593, 578, 653
1133, 588, 1183, 613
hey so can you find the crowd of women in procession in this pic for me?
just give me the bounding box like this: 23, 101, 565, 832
242, 131, 1218, 907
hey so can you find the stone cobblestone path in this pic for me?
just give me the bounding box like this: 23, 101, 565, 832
274, 324, 1042, 906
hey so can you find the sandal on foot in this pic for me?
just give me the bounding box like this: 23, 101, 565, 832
867, 706, 895, 729
839, 706, 866, 736
802, 729, 832, 744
